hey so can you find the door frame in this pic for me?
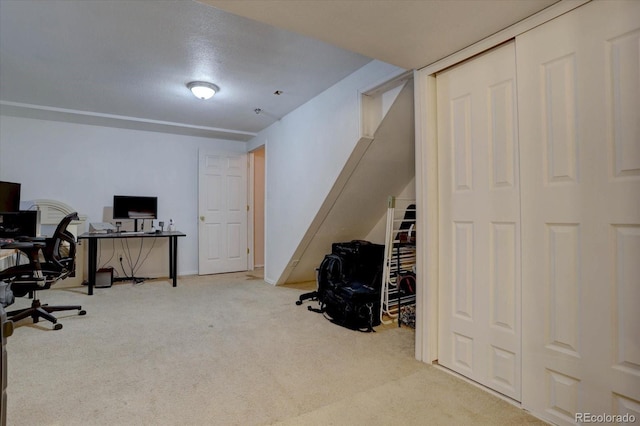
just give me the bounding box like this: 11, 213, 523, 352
247, 144, 266, 271
412, 0, 589, 365
247, 150, 255, 271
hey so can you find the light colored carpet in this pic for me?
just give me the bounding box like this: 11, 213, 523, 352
5, 272, 546, 425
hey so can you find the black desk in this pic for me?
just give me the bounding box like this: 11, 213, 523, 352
78, 231, 186, 295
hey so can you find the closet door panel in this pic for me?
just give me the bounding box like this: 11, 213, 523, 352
437, 41, 521, 401
518, 1, 640, 424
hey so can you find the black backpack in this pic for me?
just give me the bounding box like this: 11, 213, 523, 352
316, 254, 345, 298
311, 244, 383, 332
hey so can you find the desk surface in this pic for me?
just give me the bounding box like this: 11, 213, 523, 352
78, 231, 186, 240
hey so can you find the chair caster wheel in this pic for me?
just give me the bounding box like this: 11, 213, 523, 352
296, 300, 302, 306
53, 323, 63, 330
79, 310, 87, 316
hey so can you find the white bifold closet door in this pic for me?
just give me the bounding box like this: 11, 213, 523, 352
437, 41, 522, 401
518, 1, 640, 424
436, 1, 639, 422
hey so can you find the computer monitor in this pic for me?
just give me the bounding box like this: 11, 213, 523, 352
0, 210, 40, 238
0, 181, 21, 213
112, 195, 158, 220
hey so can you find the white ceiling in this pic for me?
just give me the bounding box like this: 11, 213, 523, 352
205, 0, 559, 70
0, 0, 558, 142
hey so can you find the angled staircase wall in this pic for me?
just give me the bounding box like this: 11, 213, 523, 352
283, 79, 415, 284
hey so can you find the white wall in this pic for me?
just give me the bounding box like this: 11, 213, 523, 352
247, 60, 405, 284
0, 115, 246, 276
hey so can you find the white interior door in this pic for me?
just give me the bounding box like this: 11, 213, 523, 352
198, 149, 248, 275
437, 42, 522, 401
518, 1, 640, 424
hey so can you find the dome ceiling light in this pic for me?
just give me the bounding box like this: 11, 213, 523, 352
187, 81, 219, 100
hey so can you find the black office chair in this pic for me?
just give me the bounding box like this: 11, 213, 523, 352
0, 212, 86, 330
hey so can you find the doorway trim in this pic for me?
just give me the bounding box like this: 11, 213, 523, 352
248, 145, 266, 271
248, 150, 255, 271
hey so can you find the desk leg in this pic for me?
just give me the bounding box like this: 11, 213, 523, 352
88, 239, 97, 296
169, 236, 178, 287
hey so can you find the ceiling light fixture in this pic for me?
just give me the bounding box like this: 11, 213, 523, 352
187, 81, 219, 100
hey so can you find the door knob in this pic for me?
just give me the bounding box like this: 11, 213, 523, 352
200, 216, 205, 222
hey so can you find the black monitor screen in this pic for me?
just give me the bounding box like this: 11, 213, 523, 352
0, 181, 21, 212
113, 195, 157, 220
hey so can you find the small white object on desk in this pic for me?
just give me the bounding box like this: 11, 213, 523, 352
89, 222, 116, 233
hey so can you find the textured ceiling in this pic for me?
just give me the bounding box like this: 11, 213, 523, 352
0, 0, 372, 140
0, 0, 559, 141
